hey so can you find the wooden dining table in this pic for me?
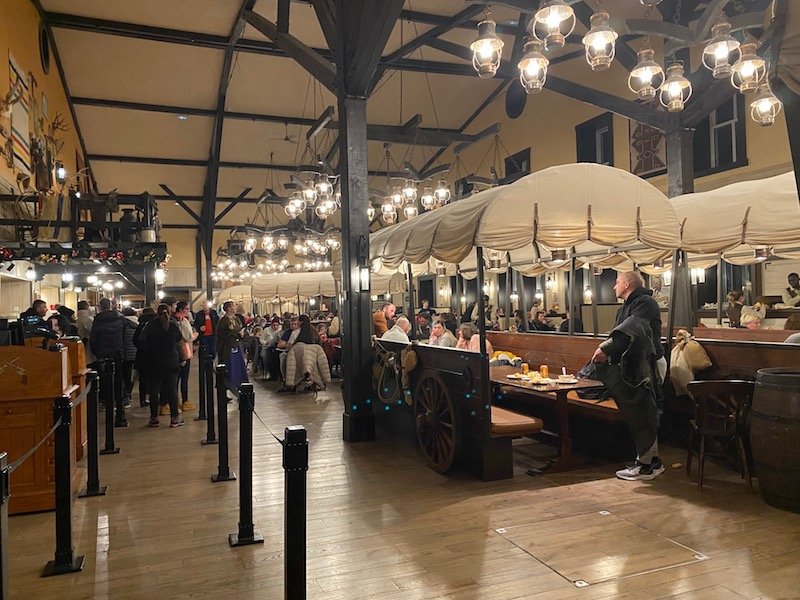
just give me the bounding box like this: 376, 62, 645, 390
490, 365, 606, 473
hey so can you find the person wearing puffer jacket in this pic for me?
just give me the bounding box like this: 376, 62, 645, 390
121, 307, 139, 407
133, 308, 157, 406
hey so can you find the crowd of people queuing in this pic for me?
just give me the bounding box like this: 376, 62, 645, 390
21, 297, 343, 426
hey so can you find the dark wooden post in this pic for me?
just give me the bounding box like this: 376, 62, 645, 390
665, 116, 695, 198
475, 248, 487, 356
0, 453, 8, 600
774, 80, 800, 200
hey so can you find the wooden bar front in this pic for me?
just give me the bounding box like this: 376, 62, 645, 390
0, 344, 78, 514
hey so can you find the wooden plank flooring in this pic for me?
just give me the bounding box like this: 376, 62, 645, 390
7, 368, 800, 599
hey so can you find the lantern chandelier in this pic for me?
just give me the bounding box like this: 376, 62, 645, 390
468, 3, 779, 124
284, 169, 341, 220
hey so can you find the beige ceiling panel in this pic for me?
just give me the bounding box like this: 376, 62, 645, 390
91, 162, 206, 196
157, 201, 202, 226
367, 71, 498, 129
41, 0, 240, 36
75, 106, 213, 160
225, 52, 336, 116
216, 167, 277, 200
52, 29, 223, 108
219, 119, 332, 166
244, 1, 329, 50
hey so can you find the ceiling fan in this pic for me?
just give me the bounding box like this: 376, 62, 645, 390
270, 122, 298, 144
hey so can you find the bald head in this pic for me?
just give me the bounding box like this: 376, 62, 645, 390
613, 271, 644, 300
395, 316, 411, 333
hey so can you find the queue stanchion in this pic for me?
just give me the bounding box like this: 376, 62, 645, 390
201, 356, 217, 446
211, 364, 235, 482
99, 360, 119, 455
78, 371, 106, 498
229, 383, 263, 547
283, 426, 308, 599
196, 344, 207, 421
1, 452, 9, 600
42, 395, 84, 576
113, 358, 127, 429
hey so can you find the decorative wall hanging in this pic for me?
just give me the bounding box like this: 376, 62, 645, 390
8, 54, 31, 175
629, 119, 666, 178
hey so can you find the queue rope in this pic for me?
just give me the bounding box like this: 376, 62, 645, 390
220, 373, 282, 444
7, 384, 91, 473
8, 417, 62, 473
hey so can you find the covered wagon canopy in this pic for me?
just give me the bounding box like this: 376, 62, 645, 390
370, 163, 681, 275
250, 271, 337, 301
673, 171, 800, 267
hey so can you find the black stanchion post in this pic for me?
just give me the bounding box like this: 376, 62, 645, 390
229, 384, 263, 547
113, 358, 127, 428
1, 452, 9, 600
211, 364, 235, 482
99, 360, 119, 455
196, 344, 207, 421
283, 426, 308, 600
79, 371, 106, 498
43, 396, 84, 576
201, 356, 217, 446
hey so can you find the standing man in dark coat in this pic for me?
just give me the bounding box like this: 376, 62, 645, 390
592, 271, 664, 481
194, 301, 219, 358
90, 297, 126, 425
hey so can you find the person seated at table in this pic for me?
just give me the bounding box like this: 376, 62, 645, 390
428, 318, 457, 347
260, 317, 283, 380
416, 313, 431, 339
547, 302, 561, 317
373, 302, 396, 336
512, 309, 528, 331
455, 322, 494, 354
739, 303, 766, 330
784, 313, 800, 332
558, 308, 584, 333
418, 298, 436, 321
530, 310, 556, 331
781, 272, 800, 307
327, 310, 340, 338
726, 290, 745, 327
380, 316, 412, 343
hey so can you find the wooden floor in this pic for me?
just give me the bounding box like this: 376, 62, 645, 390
8, 368, 800, 600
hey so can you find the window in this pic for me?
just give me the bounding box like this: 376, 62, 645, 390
693, 94, 747, 176
503, 148, 531, 184
576, 112, 614, 166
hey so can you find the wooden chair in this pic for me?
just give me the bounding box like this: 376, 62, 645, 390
686, 380, 754, 491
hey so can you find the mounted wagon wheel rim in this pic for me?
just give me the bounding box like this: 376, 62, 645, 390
414, 371, 459, 473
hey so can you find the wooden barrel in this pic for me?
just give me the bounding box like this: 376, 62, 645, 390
751, 368, 800, 513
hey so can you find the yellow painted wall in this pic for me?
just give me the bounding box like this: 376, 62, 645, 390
0, 0, 84, 239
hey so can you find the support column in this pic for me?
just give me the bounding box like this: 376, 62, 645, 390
143, 262, 157, 308
665, 116, 695, 198
338, 94, 375, 443
774, 80, 800, 200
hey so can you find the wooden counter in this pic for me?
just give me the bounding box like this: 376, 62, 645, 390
0, 344, 78, 514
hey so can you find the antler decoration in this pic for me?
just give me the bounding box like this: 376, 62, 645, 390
45, 111, 70, 155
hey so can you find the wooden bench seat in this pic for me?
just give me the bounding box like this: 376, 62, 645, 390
491, 406, 543, 437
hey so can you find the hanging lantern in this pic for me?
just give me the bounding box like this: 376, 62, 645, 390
381, 197, 397, 224
325, 232, 341, 250
401, 179, 418, 202
518, 39, 549, 94
532, 0, 575, 52
420, 186, 436, 210
301, 179, 318, 205
433, 179, 451, 205
390, 185, 404, 208
277, 234, 289, 250
731, 43, 766, 93
628, 48, 664, 101
470, 20, 504, 79
244, 236, 256, 254
702, 22, 740, 79
315, 173, 333, 197
639, 0, 662, 5
261, 234, 273, 251
367, 204, 376, 221
403, 204, 418, 220
582, 12, 617, 71
659, 62, 692, 112
335, 189, 342, 207
750, 83, 782, 126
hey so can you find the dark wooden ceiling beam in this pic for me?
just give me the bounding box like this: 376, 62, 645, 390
277, 0, 291, 34
243, 9, 336, 92
350, 0, 406, 95
214, 188, 253, 224
160, 184, 202, 222
309, 0, 336, 50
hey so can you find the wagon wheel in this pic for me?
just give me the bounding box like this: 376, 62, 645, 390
414, 371, 459, 473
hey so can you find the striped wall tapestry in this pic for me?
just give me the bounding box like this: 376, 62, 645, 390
8, 53, 30, 175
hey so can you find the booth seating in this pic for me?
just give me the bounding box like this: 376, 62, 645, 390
682, 328, 792, 344
374, 340, 542, 481
0, 344, 80, 514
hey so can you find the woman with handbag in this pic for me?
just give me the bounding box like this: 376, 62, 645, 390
140, 304, 185, 428
175, 301, 198, 412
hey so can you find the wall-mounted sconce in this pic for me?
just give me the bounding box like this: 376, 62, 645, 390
55, 161, 67, 185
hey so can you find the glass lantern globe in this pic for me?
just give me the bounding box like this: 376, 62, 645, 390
702, 22, 740, 79
628, 48, 665, 101
518, 40, 549, 94
582, 12, 617, 72
659, 63, 692, 112
403, 204, 418, 220
277, 234, 289, 250
314, 174, 333, 197
750, 84, 782, 126
244, 236, 256, 254
433, 179, 451, 205
367, 204, 376, 221
389, 185, 404, 208
401, 179, 417, 202
532, 0, 576, 52
420, 186, 436, 210
261, 234, 273, 251
731, 43, 766, 93
470, 20, 504, 78
301, 179, 318, 205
